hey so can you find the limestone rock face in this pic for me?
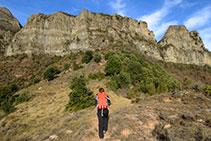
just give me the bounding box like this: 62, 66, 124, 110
2, 8, 211, 66
0, 7, 21, 57
158, 26, 211, 65
6, 9, 156, 57
6, 12, 75, 56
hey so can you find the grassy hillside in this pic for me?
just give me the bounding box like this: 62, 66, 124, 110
0, 49, 211, 140
0, 75, 210, 140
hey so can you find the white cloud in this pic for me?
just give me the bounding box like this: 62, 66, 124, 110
109, 0, 126, 16
184, 6, 211, 29
138, 0, 182, 39
179, 1, 197, 9
199, 27, 211, 51
70, 7, 79, 13
155, 21, 178, 37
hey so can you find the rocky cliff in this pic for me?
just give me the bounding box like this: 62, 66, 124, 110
1, 8, 211, 66
0, 7, 21, 57
6, 9, 159, 58
158, 26, 211, 66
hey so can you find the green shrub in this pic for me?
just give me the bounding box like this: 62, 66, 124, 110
94, 54, 101, 63
64, 63, 70, 70
87, 73, 93, 79
73, 62, 83, 71
90, 73, 98, 80
111, 72, 130, 89
89, 71, 105, 81
82, 51, 93, 64
105, 55, 122, 76
147, 83, 156, 95
203, 85, 211, 98
96, 71, 105, 81
66, 75, 95, 111
184, 77, 193, 89
51, 56, 62, 64
33, 77, 41, 84
106, 80, 118, 91
104, 51, 181, 97
166, 77, 181, 92
105, 52, 116, 60
1, 99, 15, 114
157, 79, 168, 94
43, 66, 61, 81
126, 85, 141, 99
14, 91, 30, 105
125, 60, 143, 85
0, 84, 18, 113
76, 36, 80, 42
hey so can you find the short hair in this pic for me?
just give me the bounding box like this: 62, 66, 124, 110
99, 88, 104, 93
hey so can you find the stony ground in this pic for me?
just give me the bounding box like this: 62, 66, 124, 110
0, 67, 211, 141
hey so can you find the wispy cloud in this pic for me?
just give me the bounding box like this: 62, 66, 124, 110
138, 0, 182, 39
179, 1, 197, 9
199, 27, 211, 50
184, 6, 211, 29
155, 21, 178, 36
70, 7, 79, 13
109, 0, 126, 16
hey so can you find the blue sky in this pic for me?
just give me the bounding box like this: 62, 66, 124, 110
1, 0, 211, 51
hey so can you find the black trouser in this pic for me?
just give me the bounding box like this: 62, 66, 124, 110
97, 108, 109, 139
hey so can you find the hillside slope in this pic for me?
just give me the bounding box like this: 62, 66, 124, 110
0, 67, 210, 141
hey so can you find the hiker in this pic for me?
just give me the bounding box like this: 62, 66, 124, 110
95, 88, 111, 139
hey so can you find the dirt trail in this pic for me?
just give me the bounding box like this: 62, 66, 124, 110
81, 82, 132, 141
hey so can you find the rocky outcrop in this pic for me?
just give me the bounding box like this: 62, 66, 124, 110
2, 8, 211, 66
6, 9, 157, 57
0, 7, 21, 57
158, 26, 211, 66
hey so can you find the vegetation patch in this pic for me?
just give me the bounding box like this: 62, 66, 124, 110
63, 63, 70, 70
66, 74, 95, 111
104, 51, 181, 97
14, 91, 30, 105
0, 84, 19, 113
88, 71, 105, 81
94, 54, 101, 63
73, 62, 83, 71
82, 51, 93, 64
43, 66, 61, 81
32, 77, 41, 84
203, 85, 211, 98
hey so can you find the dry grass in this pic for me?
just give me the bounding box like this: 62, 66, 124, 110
0, 66, 133, 141
0, 59, 210, 141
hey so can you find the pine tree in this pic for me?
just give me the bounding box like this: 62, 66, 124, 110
148, 83, 156, 95
157, 80, 168, 94
105, 55, 122, 76
66, 75, 94, 111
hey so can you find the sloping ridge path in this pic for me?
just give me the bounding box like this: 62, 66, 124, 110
82, 84, 132, 141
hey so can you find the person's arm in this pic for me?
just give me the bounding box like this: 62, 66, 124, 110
95, 95, 98, 107
107, 96, 111, 106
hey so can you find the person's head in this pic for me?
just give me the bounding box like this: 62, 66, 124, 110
99, 88, 104, 93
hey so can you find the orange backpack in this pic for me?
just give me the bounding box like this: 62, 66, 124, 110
97, 92, 108, 109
